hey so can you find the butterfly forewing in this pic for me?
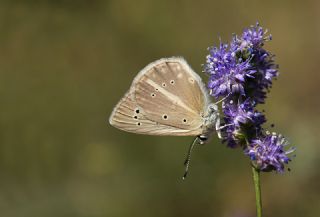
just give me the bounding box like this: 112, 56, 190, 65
134, 58, 209, 130
109, 57, 210, 136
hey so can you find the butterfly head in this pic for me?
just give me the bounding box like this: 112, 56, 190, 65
205, 103, 220, 125
207, 103, 219, 114
200, 103, 220, 142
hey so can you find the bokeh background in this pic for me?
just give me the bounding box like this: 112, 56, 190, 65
0, 0, 319, 216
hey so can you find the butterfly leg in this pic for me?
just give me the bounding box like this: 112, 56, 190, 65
218, 123, 234, 130
214, 92, 232, 105
216, 123, 234, 139
215, 118, 222, 139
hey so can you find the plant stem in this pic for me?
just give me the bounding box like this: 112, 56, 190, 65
252, 166, 262, 217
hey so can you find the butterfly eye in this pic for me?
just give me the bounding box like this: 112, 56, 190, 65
137, 122, 141, 126
135, 108, 140, 114
151, 93, 156, 97
183, 118, 187, 123
209, 104, 218, 111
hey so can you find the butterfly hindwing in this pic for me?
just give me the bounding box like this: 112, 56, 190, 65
109, 91, 201, 136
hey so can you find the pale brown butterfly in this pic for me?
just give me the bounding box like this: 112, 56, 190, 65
109, 57, 225, 178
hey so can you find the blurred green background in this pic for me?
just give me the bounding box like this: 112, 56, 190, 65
0, 0, 319, 216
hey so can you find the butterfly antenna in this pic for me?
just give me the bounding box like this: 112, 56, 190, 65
182, 137, 199, 180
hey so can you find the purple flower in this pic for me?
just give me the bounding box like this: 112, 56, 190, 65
204, 22, 278, 104
245, 133, 295, 172
245, 48, 278, 104
222, 99, 265, 147
223, 99, 265, 127
204, 43, 255, 98
203, 22, 295, 172
241, 22, 272, 49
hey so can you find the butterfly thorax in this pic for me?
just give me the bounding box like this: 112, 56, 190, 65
198, 103, 220, 144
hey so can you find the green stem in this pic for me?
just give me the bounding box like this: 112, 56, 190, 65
252, 166, 262, 217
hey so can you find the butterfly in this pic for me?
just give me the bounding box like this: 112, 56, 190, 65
109, 57, 225, 178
